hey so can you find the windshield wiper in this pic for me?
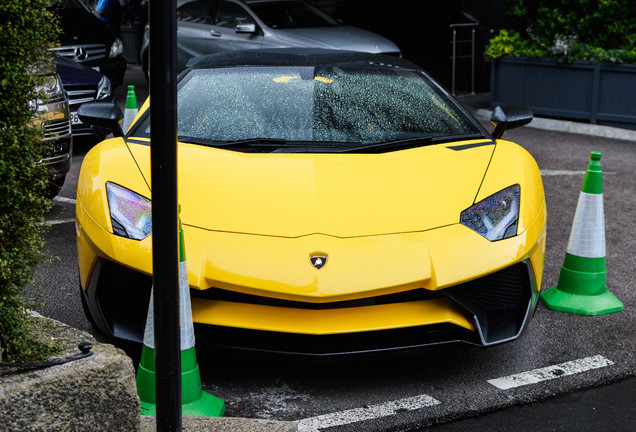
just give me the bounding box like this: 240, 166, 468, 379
222, 138, 290, 146
178, 136, 356, 152
178, 136, 289, 148
178, 136, 221, 146
340, 133, 488, 153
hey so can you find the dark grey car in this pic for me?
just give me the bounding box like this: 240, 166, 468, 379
141, 0, 401, 76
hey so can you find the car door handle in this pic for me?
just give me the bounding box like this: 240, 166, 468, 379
210, 30, 221, 37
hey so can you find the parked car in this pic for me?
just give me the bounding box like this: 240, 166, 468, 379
141, 0, 401, 79
30, 70, 73, 198
76, 49, 545, 356
56, 56, 114, 142
48, 0, 127, 88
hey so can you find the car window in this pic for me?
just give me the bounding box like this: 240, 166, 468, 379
249, 1, 340, 29
213, 1, 255, 28
47, 0, 86, 9
128, 64, 481, 149
177, 0, 212, 24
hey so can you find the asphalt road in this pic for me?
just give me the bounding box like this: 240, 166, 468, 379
26, 65, 636, 431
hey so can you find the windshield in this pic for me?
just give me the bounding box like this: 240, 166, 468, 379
47, 0, 87, 9
132, 63, 483, 151
249, 1, 340, 29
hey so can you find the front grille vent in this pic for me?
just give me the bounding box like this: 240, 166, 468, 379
43, 118, 71, 140
50, 44, 107, 63
191, 287, 442, 310
442, 261, 534, 345
66, 87, 97, 110
452, 264, 526, 312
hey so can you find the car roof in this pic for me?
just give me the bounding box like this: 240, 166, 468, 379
242, 0, 303, 3
187, 48, 419, 71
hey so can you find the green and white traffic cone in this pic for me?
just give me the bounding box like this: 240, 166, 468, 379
136, 212, 225, 416
122, 84, 138, 132
540, 151, 623, 315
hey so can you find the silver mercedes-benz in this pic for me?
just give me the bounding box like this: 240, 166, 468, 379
141, 0, 401, 76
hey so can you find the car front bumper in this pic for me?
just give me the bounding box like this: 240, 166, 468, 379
76, 194, 546, 356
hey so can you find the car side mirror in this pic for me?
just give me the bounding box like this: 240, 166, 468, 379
78, 102, 125, 137
490, 105, 533, 139
235, 23, 256, 34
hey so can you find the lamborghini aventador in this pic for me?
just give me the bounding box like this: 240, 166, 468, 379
76, 49, 546, 356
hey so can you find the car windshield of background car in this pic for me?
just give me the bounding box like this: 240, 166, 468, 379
132, 64, 480, 150
47, 0, 86, 10
249, 1, 340, 29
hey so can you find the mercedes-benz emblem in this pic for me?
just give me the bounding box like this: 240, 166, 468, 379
309, 253, 327, 270
73, 47, 88, 61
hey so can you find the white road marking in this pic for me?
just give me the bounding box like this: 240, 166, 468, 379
541, 170, 585, 176
540, 170, 616, 176
39, 218, 76, 226
487, 355, 614, 390
53, 196, 76, 205
298, 394, 440, 431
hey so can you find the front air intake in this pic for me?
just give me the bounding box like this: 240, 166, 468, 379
442, 260, 537, 345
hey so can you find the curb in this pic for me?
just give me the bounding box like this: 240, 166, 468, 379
0, 313, 298, 432
140, 416, 298, 432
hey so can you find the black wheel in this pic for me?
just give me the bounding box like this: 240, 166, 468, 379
46, 175, 66, 199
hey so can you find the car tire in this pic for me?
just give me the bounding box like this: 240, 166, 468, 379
46, 175, 66, 199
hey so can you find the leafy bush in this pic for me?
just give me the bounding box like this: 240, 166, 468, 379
485, 0, 636, 64
0, 0, 61, 362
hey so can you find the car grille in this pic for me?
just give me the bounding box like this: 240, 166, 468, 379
93, 259, 152, 341
65, 86, 97, 111
194, 323, 479, 357
88, 256, 537, 353
50, 44, 107, 63
190, 286, 442, 310
449, 264, 527, 311
442, 261, 536, 345
42, 118, 71, 141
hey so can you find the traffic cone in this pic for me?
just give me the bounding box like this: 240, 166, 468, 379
122, 85, 138, 132
540, 151, 623, 315
136, 210, 225, 417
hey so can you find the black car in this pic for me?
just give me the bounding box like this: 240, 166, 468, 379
56, 56, 114, 142
48, 0, 127, 88
30, 66, 73, 198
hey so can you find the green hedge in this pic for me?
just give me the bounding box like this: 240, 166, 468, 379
0, 0, 61, 362
486, 0, 636, 64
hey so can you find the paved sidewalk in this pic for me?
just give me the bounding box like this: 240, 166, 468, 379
140, 416, 298, 432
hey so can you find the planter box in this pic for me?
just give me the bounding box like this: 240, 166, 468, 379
0, 314, 141, 431
490, 56, 636, 130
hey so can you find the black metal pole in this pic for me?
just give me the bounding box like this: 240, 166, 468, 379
149, 0, 181, 431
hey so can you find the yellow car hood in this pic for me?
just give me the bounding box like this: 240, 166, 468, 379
128, 140, 495, 238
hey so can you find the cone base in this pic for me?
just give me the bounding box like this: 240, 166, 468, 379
137, 345, 225, 417
540, 286, 623, 315
140, 391, 225, 417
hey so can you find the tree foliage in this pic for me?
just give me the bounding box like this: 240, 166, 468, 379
0, 0, 60, 362
486, 0, 636, 64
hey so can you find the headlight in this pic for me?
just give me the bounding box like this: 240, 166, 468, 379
96, 75, 112, 100
33, 74, 65, 107
460, 185, 520, 241
106, 182, 152, 240
110, 38, 124, 58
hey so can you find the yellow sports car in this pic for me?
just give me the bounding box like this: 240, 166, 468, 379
76, 50, 546, 356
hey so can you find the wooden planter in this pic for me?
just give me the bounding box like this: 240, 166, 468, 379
490, 56, 636, 130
